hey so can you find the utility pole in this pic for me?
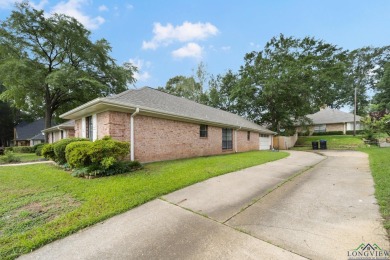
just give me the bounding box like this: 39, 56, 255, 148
353, 87, 357, 136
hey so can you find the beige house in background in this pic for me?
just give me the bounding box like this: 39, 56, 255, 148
42, 120, 75, 143
59, 87, 275, 163
297, 107, 363, 135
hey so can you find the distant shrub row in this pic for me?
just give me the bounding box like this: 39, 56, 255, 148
41, 136, 141, 178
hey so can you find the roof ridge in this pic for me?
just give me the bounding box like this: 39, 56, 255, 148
144, 87, 256, 124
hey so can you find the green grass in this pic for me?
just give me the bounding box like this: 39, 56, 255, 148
0, 150, 288, 259
293, 135, 366, 150
0, 153, 43, 164
360, 147, 390, 236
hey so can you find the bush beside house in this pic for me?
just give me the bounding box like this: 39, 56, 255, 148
42, 137, 141, 178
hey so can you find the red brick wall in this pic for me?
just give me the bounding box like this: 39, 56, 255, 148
67, 129, 75, 138
74, 119, 81, 138
96, 111, 130, 141
73, 112, 260, 162
133, 115, 258, 163
237, 130, 259, 151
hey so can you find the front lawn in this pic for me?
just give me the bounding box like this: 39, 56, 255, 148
293, 135, 365, 150
361, 147, 390, 237
0, 150, 288, 259
0, 153, 43, 164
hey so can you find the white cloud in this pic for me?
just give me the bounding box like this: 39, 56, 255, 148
30, 0, 48, 9
126, 3, 133, 10
250, 42, 261, 48
221, 46, 231, 51
51, 0, 105, 30
0, 0, 14, 9
172, 42, 203, 60
98, 5, 108, 11
142, 21, 219, 50
129, 58, 151, 82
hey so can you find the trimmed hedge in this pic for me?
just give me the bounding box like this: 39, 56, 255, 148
65, 141, 93, 168
312, 131, 344, 136
53, 138, 89, 164
41, 144, 55, 161
34, 143, 46, 156
12, 146, 34, 153
345, 130, 364, 135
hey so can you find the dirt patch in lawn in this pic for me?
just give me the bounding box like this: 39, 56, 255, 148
0, 194, 81, 236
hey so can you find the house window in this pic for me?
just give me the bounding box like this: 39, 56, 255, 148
51, 132, 54, 143
61, 130, 64, 139
313, 124, 326, 133
200, 125, 208, 138
86, 116, 93, 141
260, 134, 269, 138
247, 131, 250, 141
222, 128, 233, 150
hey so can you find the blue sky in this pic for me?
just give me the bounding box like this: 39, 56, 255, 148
1, 0, 390, 89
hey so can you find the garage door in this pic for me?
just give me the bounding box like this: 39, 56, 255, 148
259, 134, 271, 150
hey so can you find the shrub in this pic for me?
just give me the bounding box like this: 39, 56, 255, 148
87, 136, 129, 169
33, 143, 45, 152
12, 146, 34, 153
65, 141, 93, 168
5, 147, 13, 152
312, 131, 344, 136
53, 138, 89, 164
345, 130, 364, 135
41, 144, 56, 161
34, 143, 46, 156
0, 151, 21, 163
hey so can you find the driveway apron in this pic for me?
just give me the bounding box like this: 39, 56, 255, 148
227, 151, 389, 259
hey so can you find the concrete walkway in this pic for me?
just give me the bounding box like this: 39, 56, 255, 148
18, 151, 388, 259
0, 160, 52, 167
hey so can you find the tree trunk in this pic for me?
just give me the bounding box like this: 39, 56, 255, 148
44, 107, 53, 143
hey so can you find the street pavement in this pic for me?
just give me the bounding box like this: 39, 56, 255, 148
18, 151, 388, 260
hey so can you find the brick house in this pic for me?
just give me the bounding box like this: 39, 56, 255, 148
42, 120, 75, 143
59, 87, 275, 163
297, 107, 363, 135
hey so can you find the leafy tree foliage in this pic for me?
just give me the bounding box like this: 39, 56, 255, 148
158, 75, 203, 102
373, 62, 390, 112
238, 34, 348, 131
345, 46, 390, 115
0, 3, 136, 136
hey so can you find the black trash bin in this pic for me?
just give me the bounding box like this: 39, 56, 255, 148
312, 141, 319, 150
320, 140, 327, 150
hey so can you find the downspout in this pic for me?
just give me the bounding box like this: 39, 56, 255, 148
235, 126, 242, 153
130, 108, 140, 161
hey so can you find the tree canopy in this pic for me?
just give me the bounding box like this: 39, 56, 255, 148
0, 3, 136, 136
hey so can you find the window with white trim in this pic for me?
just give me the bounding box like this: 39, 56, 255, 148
222, 128, 233, 150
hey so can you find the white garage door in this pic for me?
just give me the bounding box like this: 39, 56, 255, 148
259, 134, 271, 150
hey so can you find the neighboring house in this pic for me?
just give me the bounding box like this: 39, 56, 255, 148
42, 120, 75, 143
297, 107, 363, 135
14, 118, 45, 146
60, 87, 275, 163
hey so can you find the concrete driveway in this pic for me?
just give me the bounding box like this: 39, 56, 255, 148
19, 151, 388, 260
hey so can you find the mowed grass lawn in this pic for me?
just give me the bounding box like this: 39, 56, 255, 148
0, 150, 288, 259
293, 135, 365, 150
0, 153, 43, 164
362, 147, 390, 236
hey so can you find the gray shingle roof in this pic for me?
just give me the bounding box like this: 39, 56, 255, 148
30, 133, 45, 140
42, 120, 75, 132
15, 118, 45, 140
306, 107, 362, 125
62, 87, 273, 134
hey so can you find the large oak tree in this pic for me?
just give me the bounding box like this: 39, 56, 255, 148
0, 3, 136, 140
